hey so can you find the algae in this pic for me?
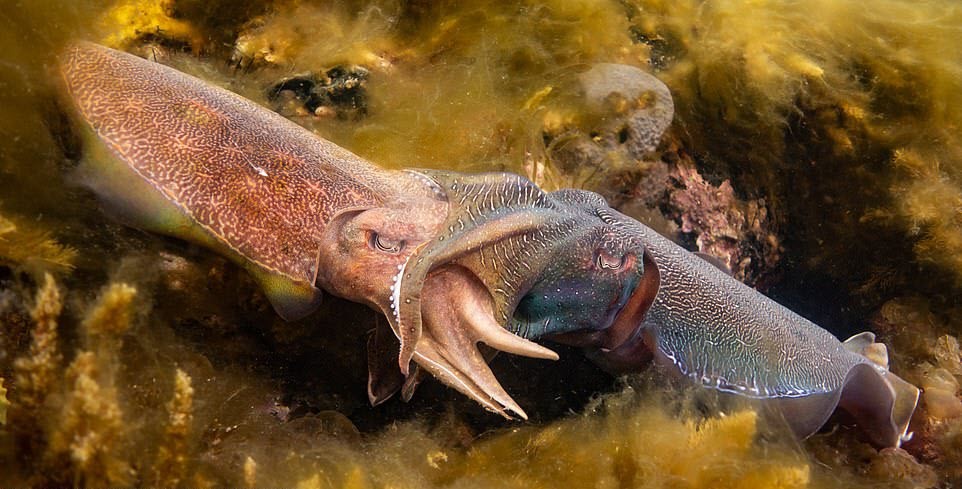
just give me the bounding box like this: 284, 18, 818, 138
0, 378, 7, 426
2, 0, 962, 487
0, 271, 922, 488
151, 368, 194, 488
0, 211, 77, 278
11, 274, 63, 417
100, 0, 206, 52
624, 0, 962, 306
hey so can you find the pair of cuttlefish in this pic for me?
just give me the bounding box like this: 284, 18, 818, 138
58, 42, 919, 448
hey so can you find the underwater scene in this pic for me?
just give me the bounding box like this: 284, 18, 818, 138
2, 0, 962, 487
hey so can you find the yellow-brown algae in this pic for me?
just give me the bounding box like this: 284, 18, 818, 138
12, 274, 63, 414
49, 352, 131, 488
0, 378, 8, 426
152, 369, 194, 488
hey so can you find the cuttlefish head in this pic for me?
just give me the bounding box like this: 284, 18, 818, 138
316, 199, 446, 313
512, 190, 661, 361
378, 173, 660, 418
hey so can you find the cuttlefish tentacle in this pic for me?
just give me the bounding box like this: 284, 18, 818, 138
385, 172, 648, 415
392, 209, 559, 372
413, 265, 532, 418
366, 318, 405, 406
395, 183, 662, 416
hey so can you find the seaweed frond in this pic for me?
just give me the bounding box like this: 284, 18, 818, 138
48, 351, 132, 488
11, 273, 63, 414
152, 368, 194, 488
0, 214, 76, 278
243, 456, 257, 489
0, 377, 8, 426
82, 282, 138, 359
45, 281, 141, 487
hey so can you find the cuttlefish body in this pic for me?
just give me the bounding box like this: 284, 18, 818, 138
60, 42, 561, 418
60, 43, 918, 446
503, 199, 919, 448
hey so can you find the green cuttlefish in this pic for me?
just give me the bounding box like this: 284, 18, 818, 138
59, 42, 917, 447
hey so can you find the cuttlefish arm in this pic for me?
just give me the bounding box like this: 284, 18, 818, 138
386, 172, 576, 417
595, 212, 919, 448
392, 172, 559, 368
388, 183, 664, 419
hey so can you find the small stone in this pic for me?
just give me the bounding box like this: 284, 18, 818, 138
924, 387, 962, 419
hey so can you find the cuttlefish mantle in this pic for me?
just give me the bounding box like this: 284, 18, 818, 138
581, 212, 921, 448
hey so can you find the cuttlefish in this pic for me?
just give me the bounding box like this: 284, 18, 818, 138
59, 42, 918, 447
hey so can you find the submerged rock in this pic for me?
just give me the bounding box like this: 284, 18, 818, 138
268, 66, 370, 120
537, 62, 674, 188
578, 63, 674, 159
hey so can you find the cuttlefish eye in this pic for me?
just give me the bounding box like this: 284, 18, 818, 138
368, 231, 403, 254
595, 249, 630, 271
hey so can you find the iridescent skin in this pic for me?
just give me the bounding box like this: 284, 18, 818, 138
504, 199, 919, 448
61, 43, 918, 447
386, 174, 657, 416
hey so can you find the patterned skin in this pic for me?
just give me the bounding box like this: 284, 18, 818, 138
61, 42, 439, 322
505, 198, 920, 448
60, 42, 559, 417
386, 175, 659, 417
61, 43, 918, 446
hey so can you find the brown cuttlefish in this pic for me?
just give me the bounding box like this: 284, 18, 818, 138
60, 42, 918, 447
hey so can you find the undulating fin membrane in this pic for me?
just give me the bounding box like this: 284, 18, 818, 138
839, 332, 919, 447
842, 331, 889, 369
840, 332, 918, 447
771, 334, 919, 448
251, 267, 323, 321
838, 363, 919, 447
766, 392, 843, 442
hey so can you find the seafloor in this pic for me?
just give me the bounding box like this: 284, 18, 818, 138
1, 1, 961, 488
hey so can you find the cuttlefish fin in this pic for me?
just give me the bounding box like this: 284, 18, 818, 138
766, 392, 841, 441
842, 331, 889, 369
367, 318, 405, 406
840, 332, 916, 446
842, 331, 877, 351
838, 364, 919, 448
769, 361, 919, 448
251, 267, 323, 321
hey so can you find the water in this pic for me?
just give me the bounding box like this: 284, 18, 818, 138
1, 1, 960, 487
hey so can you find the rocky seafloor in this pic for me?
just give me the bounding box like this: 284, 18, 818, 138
2, 0, 962, 487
